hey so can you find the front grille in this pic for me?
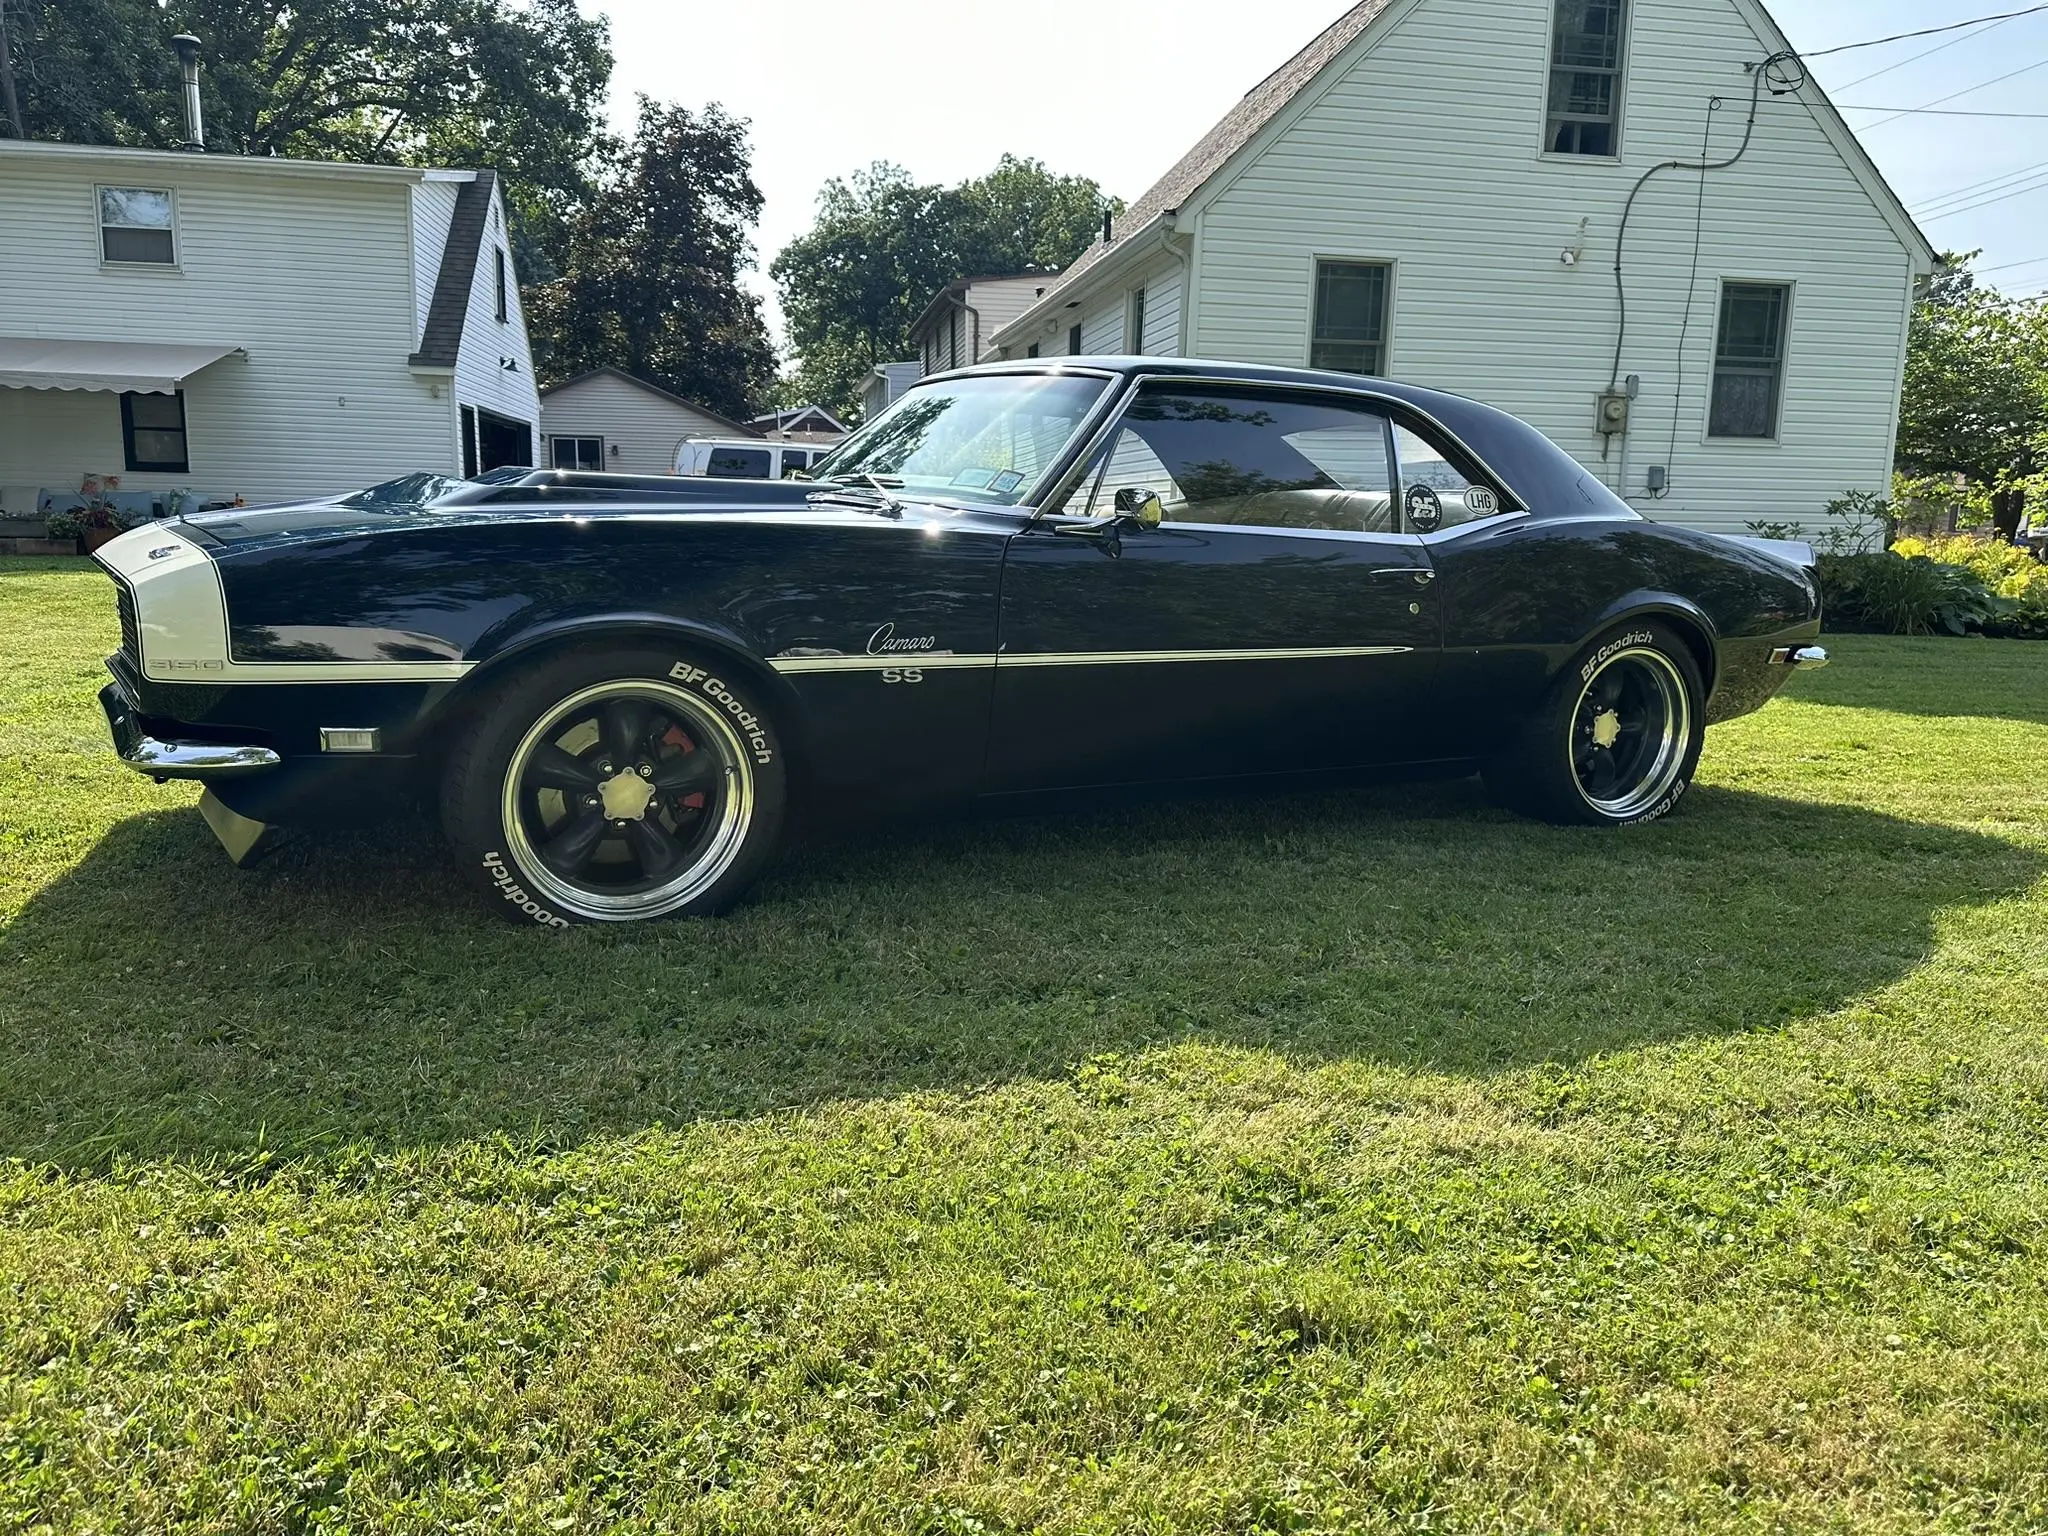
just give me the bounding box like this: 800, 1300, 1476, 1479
113, 577, 140, 662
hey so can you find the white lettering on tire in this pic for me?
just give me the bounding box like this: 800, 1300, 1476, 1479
669, 661, 775, 765
1581, 630, 1656, 684
1617, 778, 1687, 827
482, 851, 570, 927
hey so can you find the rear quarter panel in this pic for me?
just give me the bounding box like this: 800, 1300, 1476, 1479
1429, 516, 1821, 756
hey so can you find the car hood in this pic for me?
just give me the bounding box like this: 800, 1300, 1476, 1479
171, 477, 904, 555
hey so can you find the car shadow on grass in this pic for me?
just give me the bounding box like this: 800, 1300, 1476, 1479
0, 778, 2038, 1166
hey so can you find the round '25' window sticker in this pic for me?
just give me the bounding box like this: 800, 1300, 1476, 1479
1404, 483, 1443, 532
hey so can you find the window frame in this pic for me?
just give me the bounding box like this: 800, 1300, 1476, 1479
549, 435, 605, 470
1039, 374, 1521, 542
1307, 256, 1396, 378
1128, 285, 1147, 352
1705, 278, 1794, 445
119, 389, 190, 472
1539, 0, 1630, 161
1068, 322, 1083, 356
494, 248, 509, 323
95, 184, 180, 269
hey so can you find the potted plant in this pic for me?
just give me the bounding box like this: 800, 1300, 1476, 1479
45, 475, 134, 553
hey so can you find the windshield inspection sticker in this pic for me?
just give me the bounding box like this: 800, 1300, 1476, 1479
989, 470, 1026, 495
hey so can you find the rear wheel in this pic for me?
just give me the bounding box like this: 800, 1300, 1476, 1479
440, 646, 787, 924
1485, 623, 1704, 827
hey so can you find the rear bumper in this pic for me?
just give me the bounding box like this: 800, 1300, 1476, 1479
99, 682, 281, 779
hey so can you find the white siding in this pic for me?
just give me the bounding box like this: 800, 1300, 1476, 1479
0, 150, 451, 504
538, 372, 742, 476
1139, 263, 1184, 354
1182, 0, 1914, 531
409, 176, 461, 344
964, 277, 1043, 360
451, 182, 541, 456
1079, 300, 1124, 355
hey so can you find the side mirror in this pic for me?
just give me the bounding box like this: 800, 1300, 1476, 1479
1114, 487, 1165, 529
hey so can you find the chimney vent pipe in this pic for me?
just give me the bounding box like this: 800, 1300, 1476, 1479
172, 34, 204, 151
1101, 208, 1113, 244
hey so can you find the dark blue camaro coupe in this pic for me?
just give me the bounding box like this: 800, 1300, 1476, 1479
93, 358, 1827, 925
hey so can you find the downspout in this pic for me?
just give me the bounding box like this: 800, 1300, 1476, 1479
1162, 210, 1194, 357
960, 292, 983, 366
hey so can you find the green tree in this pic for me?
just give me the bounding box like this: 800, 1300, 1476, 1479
774, 156, 1119, 417
524, 98, 776, 422
3, 0, 611, 274
1895, 255, 2048, 540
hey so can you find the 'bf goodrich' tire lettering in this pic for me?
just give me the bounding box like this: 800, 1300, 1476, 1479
1484, 621, 1706, 829
440, 644, 788, 925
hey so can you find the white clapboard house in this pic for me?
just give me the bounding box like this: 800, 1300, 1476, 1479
985, 0, 1935, 532
0, 137, 540, 525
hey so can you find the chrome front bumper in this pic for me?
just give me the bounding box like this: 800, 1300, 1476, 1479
1768, 645, 1830, 670
98, 682, 280, 779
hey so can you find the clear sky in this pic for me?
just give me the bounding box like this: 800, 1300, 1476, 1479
587, 0, 2048, 344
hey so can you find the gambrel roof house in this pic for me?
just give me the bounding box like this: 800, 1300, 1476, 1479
0, 139, 539, 522
986, 0, 1936, 533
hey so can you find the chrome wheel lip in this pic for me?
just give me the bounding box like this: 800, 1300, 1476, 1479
1568, 646, 1689, 819
501, 679, 753, 921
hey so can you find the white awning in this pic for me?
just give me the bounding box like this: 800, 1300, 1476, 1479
0, 337, 243, 393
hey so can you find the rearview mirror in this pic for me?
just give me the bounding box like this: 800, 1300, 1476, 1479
1114, 487, 1164, 529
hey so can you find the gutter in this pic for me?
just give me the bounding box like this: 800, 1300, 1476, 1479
988, 217, 1175, 354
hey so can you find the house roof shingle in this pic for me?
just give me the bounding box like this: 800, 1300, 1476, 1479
408, 170, 495, 371
1037, 0, 1394, 302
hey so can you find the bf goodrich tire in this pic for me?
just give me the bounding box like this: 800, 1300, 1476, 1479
439, 644, 788, 925
1484, 621, 1706, 828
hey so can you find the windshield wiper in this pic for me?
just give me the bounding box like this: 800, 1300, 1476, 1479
807, 473, 905, 518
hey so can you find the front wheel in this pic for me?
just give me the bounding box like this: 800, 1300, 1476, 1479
439, 646, 787, 925
1485, 622, 1705, 828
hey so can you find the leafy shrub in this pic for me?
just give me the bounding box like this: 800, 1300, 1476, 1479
1817, 552, 2012, 636
1891, 535, 2048, 638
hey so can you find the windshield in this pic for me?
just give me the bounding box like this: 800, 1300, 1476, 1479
810, 372, 1112, 506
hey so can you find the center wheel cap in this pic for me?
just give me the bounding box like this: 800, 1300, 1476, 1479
598, 768, 658, 821
1591, 709, 1622, 750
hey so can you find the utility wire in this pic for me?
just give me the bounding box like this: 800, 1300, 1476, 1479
1803, 5, 2048, 59
1922, 177, 2048, 220
1833, 16, 2015, 92
1839, 104, 2048, 116
1854, 55, 2048, 130
1916, 158, 2048, 215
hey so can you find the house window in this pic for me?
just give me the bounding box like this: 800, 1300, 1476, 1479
948, 312, 960, 370
1310, 260, 1391, 375
494, 248, 508, 322
1710, 282, 1789, 439
461, 406, 479, 477
120, 391, 188, 471
98, 186, 176, 264
1026, 343, 1041, 358
1068, 322, 1083, 355
1129, 285, 1147, 351
551, 436, 603, 470
1546, 0, 1627, 156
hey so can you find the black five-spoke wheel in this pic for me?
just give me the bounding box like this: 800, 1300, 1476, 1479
1569, 644, 1690, 819
501, 679, 751, 918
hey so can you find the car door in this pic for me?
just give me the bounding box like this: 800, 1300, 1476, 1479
985, 380, 1444, 794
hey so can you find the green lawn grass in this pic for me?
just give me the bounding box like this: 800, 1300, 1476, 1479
2, 555, 2046, 1532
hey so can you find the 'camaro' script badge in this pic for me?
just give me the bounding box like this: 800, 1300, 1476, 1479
867, 621, 937, 655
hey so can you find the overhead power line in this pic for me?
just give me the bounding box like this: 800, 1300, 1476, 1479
1921, 177, 2048, 221
1853, 55, 2048, 130
1802, 5, 2048, 59
1839, 104, 2048, 117
1833, 16, 2016, 92
1917, 159, 2048, 216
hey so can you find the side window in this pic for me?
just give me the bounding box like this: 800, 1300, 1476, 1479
1074, 385, 1398, 533
707, 447, 772, 478
1390, 421, 1502, 532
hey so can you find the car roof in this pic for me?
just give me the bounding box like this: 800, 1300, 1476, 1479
916, 356, 1635, 523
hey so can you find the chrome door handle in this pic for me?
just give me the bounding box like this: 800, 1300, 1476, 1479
1369, 567, 1434, 584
